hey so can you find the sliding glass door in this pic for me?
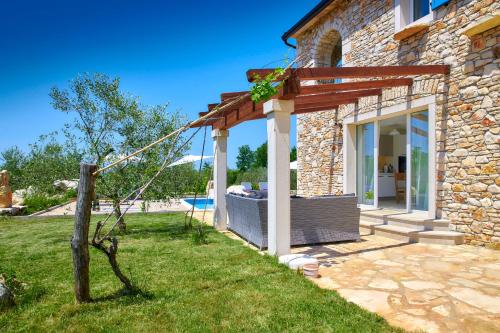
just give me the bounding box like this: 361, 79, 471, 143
355, 110, 431, 213
356, 123, 375, 205
410, 111, 429, 211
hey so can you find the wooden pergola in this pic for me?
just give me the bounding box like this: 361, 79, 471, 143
192, 65, 449, 130
193, 65, 449, 256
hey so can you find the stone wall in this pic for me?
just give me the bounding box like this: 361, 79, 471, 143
295, 0, 499, 245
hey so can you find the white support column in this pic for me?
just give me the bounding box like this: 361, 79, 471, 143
343, 123, 356, 195
264, 99, 293, 256
212, 129, 228, 230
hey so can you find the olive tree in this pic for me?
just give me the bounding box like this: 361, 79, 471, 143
50, 73, 188, 231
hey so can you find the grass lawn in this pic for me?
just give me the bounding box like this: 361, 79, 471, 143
0, 213, 404, 332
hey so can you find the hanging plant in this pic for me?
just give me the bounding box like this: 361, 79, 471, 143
250, 67, 286, 103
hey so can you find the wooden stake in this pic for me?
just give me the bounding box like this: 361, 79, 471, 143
71, 163, 97, 303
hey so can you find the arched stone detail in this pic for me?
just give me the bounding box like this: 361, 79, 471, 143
310, 17, 348, 68
314, 30, 342, 67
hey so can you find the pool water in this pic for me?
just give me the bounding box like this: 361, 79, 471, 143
183, 198, 214, 210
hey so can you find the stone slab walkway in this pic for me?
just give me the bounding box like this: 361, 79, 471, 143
292, 233, 500, 333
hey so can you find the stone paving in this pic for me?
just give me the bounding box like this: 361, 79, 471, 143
292, 232, 500, 333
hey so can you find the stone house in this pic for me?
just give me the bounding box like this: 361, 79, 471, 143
282, 0, 499, 245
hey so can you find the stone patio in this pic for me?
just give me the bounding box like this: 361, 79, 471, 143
292, 232, 500, 333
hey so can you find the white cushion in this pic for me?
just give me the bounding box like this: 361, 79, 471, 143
241, 182, 252, 190
226, 185, 246, 195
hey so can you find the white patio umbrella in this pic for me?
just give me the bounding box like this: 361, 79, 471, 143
167, 154, 213, 167
290, 160, 297, 170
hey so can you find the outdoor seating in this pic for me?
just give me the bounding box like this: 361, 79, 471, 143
240, 182, 252, 191
226, 193, 360, 249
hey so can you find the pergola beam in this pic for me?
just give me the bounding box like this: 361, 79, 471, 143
296, 65, 450, 80
221, 91, 249, 101
247, 65, 450, 82
190, 111, 221, 128
278, 71, 301, 99
295, 99, 358, 111
294, 105, 342, 115
212, 101, 265, 129
211, 97, 362, 129
208, 103, 219, 111
300, 78, 413, 94
295, 88, 382, 104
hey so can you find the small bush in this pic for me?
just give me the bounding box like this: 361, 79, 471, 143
62, 188, 77, 201
191, 227, 208, 245
23, 192, 74, 215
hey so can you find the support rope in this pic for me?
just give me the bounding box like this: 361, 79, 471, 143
95, 124, 205, 241
93, 93, 249, 176
184, 125, 208, 229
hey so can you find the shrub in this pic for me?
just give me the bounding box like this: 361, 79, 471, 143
290, 169, 297, 191
62, 188, 77, 201
23, 190, 76, 215
235, 167, 267, 189
0, 133, 82, 194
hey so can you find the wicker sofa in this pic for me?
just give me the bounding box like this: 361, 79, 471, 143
226, 194, 360, 249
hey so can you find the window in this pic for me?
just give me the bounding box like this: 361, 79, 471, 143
395, 0, 433, 32
413, 0, 430, 21
330, 39, 342, 83
315, 30, 342, 83
330, 38, 342, 68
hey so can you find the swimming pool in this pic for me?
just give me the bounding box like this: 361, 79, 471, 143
183, 198, 214, 210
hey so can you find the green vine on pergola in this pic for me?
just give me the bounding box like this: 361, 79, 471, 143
249, 67, 286, 103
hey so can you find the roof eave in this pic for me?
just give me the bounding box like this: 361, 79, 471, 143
281, 0, 336, 45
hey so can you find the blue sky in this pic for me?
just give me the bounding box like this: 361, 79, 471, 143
0, 0, 316, 167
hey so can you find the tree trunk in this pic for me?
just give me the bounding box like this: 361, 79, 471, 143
91, 229, 133, 291
71, 163, 97, 303
113, 200, 126, 233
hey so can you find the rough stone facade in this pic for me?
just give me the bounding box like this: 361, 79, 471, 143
294, 0, 499, 245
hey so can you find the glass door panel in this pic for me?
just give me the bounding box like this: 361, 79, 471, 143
356, 123, 375, 205
410, 111, 429, 211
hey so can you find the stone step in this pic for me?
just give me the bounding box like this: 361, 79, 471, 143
361, 210, 432, 223
374, 225, 418, 243
414, 231, 465, 245
358, 212, 384, 224
360, 211, 451, 231
386, 218, 451, 231
431, 219, 453, 232
373, 224, 464, 245
359, 219, 384, 235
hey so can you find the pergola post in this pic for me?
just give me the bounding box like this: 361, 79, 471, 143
264, 99, 293, 256
212, 129, 228, 230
